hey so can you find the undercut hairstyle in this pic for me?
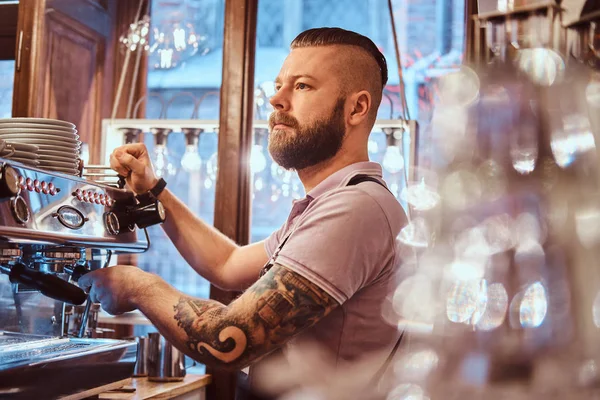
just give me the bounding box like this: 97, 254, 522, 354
290, 27, 388, 124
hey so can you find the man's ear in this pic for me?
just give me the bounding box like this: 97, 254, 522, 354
348, 90, 371, 126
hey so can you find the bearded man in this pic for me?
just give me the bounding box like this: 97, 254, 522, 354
79, 27, 407, 397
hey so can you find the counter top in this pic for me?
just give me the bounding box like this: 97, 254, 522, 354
98, 310, 152, 326
60, 374, 211, 400
99, 375, 212, 400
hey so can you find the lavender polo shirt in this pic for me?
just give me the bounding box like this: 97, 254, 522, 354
264, 161, 406, 364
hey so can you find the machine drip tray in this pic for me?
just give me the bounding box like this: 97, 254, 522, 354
0, 331, 137, 399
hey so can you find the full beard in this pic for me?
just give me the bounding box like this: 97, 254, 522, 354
268, 97, 346, 171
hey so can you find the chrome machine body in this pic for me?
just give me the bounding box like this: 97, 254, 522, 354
0, 158, 164, 399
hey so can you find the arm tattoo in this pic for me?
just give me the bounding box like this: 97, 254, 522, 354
173, 263, 338, 369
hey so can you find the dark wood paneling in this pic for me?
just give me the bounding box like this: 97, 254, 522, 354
0, 3, 18, 60
12, 0, 118, 164
43, 12, 102, 148
47, 0, 112, 36
208, 0, 258, 399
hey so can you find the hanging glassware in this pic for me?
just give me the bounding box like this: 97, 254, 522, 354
251, 128, 268, 174
149, 19, 209, 70
150, 128, 177, 177
270, 162, 294, 184
119, 16, 151, 53
204, 127, 219, 188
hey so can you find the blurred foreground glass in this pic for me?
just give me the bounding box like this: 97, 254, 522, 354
388, 56, 600, 399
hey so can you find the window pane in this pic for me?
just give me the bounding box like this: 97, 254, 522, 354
134, 0, 224, 300
0, 60, 14, 118
250, 0, 465, 242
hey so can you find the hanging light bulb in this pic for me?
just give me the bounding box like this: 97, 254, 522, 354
152, 146, 177, 177
181, 128, 203, 172
150, 128, 177, 177
181, 146, 202, 172
383, 146, 404, 173
382, 128, 405, 174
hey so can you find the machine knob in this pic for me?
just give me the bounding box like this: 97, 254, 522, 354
0, 165, 20, 197
11, 195, 30, 224
129, 200, 166, 229
104, 211, 121, 235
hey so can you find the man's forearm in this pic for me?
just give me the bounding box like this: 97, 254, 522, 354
133, 276, 254, 371
156, 189, 238, 286
133, 264, 338, 372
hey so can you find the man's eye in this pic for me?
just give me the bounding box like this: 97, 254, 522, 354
296, 83, 309, 90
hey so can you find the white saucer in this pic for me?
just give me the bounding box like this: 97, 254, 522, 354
0, 150, 38, 159
3, 141, 39, 152
0, 133, 80, 144
0, 124, 77, 134
35, 145, 80, 155
43, 166, 79, 175
39, 160, 77, 169
3, 138, 80, 149
0, 118, 76, 129
10, 158, 40, 166
38, 154, 74, 162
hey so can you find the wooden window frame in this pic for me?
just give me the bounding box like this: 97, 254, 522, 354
208, 0, 258, 399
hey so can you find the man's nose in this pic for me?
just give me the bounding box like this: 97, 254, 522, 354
269, 90, 290, 111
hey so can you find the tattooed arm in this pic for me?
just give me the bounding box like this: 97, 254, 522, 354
133, 263, 339, 370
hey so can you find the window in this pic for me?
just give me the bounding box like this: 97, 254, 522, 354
250, 0, 465, 242
0, 61, 14, 118
133, 0, 225, 301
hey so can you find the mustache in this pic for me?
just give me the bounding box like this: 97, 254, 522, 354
269, 112, 299, 129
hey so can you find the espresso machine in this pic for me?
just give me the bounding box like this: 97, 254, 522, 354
0, 156, 165, 398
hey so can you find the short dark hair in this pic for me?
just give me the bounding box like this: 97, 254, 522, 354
290, 27, 388, 88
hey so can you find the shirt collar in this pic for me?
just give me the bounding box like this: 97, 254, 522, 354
306, 161, 383, 200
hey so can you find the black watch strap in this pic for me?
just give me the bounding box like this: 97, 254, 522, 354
136, 178, 167, 204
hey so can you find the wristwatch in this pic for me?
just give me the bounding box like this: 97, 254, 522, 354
136, 178, 167, 205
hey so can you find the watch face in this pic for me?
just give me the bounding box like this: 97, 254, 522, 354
157, 201, 166, 221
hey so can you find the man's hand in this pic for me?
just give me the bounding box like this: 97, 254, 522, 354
110, 143, 159, 194
77, 266, 158, 315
